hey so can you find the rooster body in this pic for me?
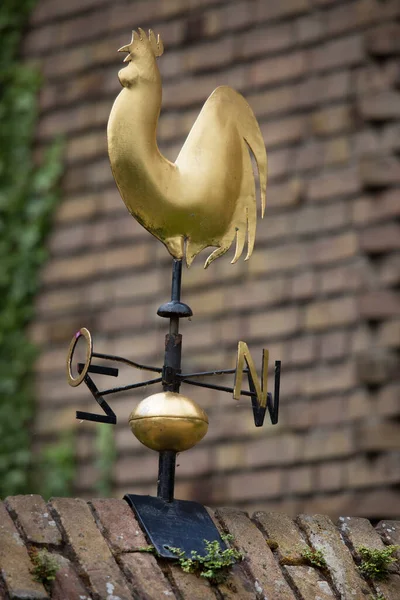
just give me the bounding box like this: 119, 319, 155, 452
107, 29, 267, 268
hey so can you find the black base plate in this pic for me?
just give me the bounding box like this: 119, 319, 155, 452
124, 494, 226, 558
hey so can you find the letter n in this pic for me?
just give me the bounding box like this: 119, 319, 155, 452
233, 341, 269, 408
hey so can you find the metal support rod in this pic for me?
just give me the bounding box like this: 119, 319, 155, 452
157, 259, 183, 501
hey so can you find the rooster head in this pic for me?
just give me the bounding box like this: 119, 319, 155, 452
117, 29, 164, 87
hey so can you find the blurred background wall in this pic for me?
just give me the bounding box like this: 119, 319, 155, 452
25, 0, 400, 518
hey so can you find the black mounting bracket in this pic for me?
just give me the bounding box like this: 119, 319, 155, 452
124, 494, 226, 558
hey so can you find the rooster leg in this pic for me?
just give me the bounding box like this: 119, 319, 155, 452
164, 236, 184, 260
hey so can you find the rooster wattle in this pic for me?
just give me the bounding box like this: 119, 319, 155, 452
107, 28, 267, 268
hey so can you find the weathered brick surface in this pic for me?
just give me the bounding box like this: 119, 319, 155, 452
3, 494, 398, 600
252, 511, 306, 562
297, 514, 370, 600
284, 566, 336, 600
50, 497, 133, 599
119, 553, 176, 599
22, 0, 400, 517
215, 508, 296, 599
0, 502, 48, 599
5, 495, 62, 547
339, 516, 400, 600
90, 498, 148, 552
51, 555, 91, 600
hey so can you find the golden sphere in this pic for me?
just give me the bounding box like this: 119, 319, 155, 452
129, 391, 209, 452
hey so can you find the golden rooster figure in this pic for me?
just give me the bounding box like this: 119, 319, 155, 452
108, 29, 267, 268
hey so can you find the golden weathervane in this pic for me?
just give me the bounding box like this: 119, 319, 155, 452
66, 28, 280, 537
107, 28, 267, 268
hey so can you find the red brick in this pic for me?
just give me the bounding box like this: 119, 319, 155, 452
287, 466, 314, 494
376, 383, 400, 419
357, 421, 400, 452
51, 555, 90, 600
238, 22, 294, 58
90, 499, 148, 552
382, 123, 400, 152
285, 565, 336, 599
307, 167, 360, 202
360, 223, 400, 253
253, 511, 305, 562
324, 137, 350, 165
307, 232, 358, 265
352, 189, 400, 225
354, 60, 400, 95
250, 51, 307, 87
377, 318, 400, 348
359, 290, 400, 319
185, 37, 233, 72
289, 335, 316, 365
168, 563, 215, 600
5, 495, 62, 546
227, 469, 282, 501
347, 454, 400, 488
376, 520, 400, 549
248, 307, 300, 339
205, 1, 256, 35
216, 563, 256, 600
50, 498, 133, 599
304, 297, 357, 330
356, 489, 400, 519
317, 70, 351, 102
359, 91, 400, 121
296, 13, 325, 43
311, 396, 347, 427
261, 115, 306, 148
267, 178, 305, 208
359, 155, 400, 188
312, 104, 352, 136
291, 271, 316, 300
366, 22, 400, 56
0, 503, 47, 599
31, 0, 105, 24
119, 553, 175, 599
245, 434, 301, 469
316, 462, 344, 492
297, 514, 368, 600
311, 35, 364, 71
303, 428, 353, 460
216, 508, 296, 599
325, 0, 378, 36
257, 0, 311, 20
320, 330, 348, 360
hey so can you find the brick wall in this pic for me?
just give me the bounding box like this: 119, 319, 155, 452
25, 0, 400, 516
1, 495, 400, 599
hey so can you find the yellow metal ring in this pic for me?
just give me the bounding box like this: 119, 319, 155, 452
66, 327, 92, 387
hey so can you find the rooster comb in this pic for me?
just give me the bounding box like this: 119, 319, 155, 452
118, 28, 164, 59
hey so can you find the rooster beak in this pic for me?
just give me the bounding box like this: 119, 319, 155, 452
118, 45, 132, 63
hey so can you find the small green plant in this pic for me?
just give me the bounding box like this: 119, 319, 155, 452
371, 593, 386, 600
301, 547, 327, 569
31, 549, 60, 584
137, 545, 156, 553
167, 535, 243, 585
357, 545, 398, 581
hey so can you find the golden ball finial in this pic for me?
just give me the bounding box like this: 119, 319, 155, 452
129, 391, 208, 452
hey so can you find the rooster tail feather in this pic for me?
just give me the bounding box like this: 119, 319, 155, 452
222, 87, 267, 219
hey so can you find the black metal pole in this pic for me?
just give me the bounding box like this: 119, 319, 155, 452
157, 259, 184, 502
